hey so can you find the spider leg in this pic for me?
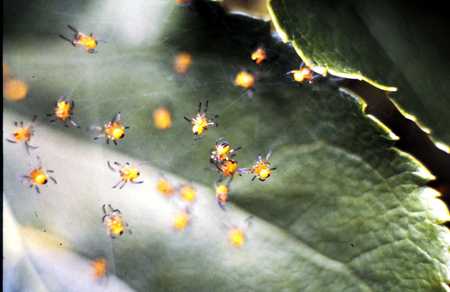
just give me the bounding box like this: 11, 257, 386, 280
13, 121, 18, 126
300, 61, 305, 68
251, 176, 257, 181
198, 101, 202, 113
119, 181, 127, 189
6, 139, 16, 144
204, 100, 209, 113
67, 25, 78, 33
125, 126, 130, 129
113, 140, 118, 146
69, 119, 80, 128
184, 116, 191, 122
107, 161, 117, 171
20, 121, 24, 127
102, 214, 107, 223
266, 150, 273, 160
102, 204, 108, 215
271, 167, 277, 171
49, 119, 56, 123
49, 176, 58, 184
131, 180, 144, 184
112, 180, 123, 189
46, 169, 55, 173
112, 112, 121, 122
106, 138, 110, 145
59, 34, 73, 44
218, 200, 226, 211
35, 185, 41, 194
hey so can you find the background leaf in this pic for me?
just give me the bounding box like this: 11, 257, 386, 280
3, 1, 449, 291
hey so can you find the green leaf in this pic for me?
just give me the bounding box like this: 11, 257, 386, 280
268, 0, 450, 144
4, 1, 449, 291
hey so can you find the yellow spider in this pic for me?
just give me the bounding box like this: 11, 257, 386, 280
215, 182, 230, 210
102, 204, 130, 239
210, 138, 241, 165
226, 216, 253, 248
60, 25, 100, 54
107, 161, 143, 189
287, 62, 319, 84
251, 47, 267, 65
239, 150, 276, 182
93, 112, 129, 145
184, 101, 218, 138
21, 156, 57, 193
6, 115, 38, 154
47, 96, 79, 128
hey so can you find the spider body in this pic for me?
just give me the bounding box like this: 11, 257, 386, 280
21, 156, 57, 193
210, 138, 241, 165
156, 177, 176, 197
102, 204, 129, 238
287, 62, 320, 84
107, 161, 143, 189
240, 151, 276, 182
215, 183, 230, 210
47, 96, 79, 127
7, 115, 38, 154
179, 184, 197, 203
93, 112, 129, 145
251, 47, 267, 65
184, 101, 218, 138
60, 25, 98, 54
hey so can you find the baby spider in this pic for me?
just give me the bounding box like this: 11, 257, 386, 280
21, 156, 57, 193
156, 175, 176, 197
47, 96, 79, 128
6, 115, 38, 154
216, 159, 239, 181
239, 150, 276, 182
102, 204, 130, 239
173, 208, 192, 231
91, 258, 107, 280
287, 62, 320, 84
179, 184, 197, 203
251, 47, 267, 65
107, 161, 143, 189
184, 101, 218, 138
59, 25, 99, 54
225, 216, 253, 248
93, 112, 129, 145
234, 70, 255, 97
215, 181, 231, 210
210, 138, 241, 165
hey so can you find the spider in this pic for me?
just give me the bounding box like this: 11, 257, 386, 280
107, 161, 143, 189
226, 216, 253, 248
92, 112, 129, 145
179, 184, 197, 203
210, 138, 241, 165
91, 258, 107, 280
47, 96, 79, 128
216, 159, 239, 181
21, 156, 57, 193
287, 62, 321, 84
6, 115, 38, 154
101, 204, 130, 238
156, 175, 176, 197
59, 25, 99, 54
215, 182, 231, 210
239, 150, 276, 182
173, 208, 191, 231
251, 47, 267, 65
184, 101, 218, 138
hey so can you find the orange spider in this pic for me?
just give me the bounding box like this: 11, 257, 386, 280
210, 138, 241, 165
234, 70, 255, 90
6, 115, 38, 154
47, 96, 79, 128
107, 161, 143, 189
156, 176, 176, 197
239, 150, 276, 182
93, 112, 129, 145
21, 156, 57, 193
91, 258, 107, 280
102, 204, 130, 239
215, 182, 230, 210
179, 184, 197, 203
216, 159, 239, 178
60, 25, 99, 54
184, 101, 218, 138
251, 47, 267, 65
287, 62, 319, 84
